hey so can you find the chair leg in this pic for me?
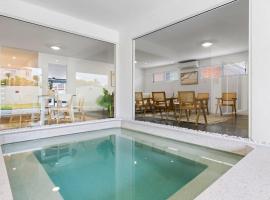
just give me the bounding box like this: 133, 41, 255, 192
140, 106, 143, 114
185, 109, 189, 122
233, 105, 237, 117
215, 104, 218, 114
196, 109, 201, 126
178, 109, 183, 124
160, 108, 163, 119
202, 108, 207, 125
173, 105, 177, 121
143, 106, 146, 117
19, 115, 22, 128
165, 108, 169, 121
219, 104, 223, 116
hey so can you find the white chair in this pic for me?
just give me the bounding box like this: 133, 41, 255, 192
51, 94, 75, 123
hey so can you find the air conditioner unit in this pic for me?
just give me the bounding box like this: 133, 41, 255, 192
179, 60, 199, 69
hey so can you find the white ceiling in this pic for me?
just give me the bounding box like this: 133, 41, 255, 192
0, 47, 38, 68
19, 0, 167, 30
135, 0, 249, 68
0, 16, 115, 64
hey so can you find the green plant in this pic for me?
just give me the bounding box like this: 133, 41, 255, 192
97, 88, 114, 117
0, 105, 12, 110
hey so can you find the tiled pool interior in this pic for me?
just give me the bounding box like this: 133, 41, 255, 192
2, 128, 243, 200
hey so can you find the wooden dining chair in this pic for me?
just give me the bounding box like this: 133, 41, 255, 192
152, 91, 169, 120
216, 92, 237, 116
142, 93, 154, 114
135, 92, 146, 116
174, 91, 207, 125
197, 93, 210, 115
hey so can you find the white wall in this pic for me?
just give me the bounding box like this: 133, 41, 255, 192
134, 67, 145, 91
139, 52, 248, 113
1, 86, 40, 105
143, 63, 181, 96
250, 0, 270, 143
116, 34, 133, 119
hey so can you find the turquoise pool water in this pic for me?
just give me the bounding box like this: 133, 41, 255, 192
3, 128, 243, 200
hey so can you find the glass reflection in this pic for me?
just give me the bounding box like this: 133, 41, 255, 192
134, 0, 249, 138
0, 16, 116, 131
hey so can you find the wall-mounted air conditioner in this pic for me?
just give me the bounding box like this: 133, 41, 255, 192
178, 59, 199, 70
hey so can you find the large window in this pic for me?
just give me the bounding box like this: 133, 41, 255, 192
223, 61, 247, 76
165, 71, 178, 81
153, 72, 164, 82
0, 16, 115, 131
134, 0, 249, 138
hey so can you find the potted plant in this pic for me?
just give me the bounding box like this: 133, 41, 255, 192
97, 88, 114, 118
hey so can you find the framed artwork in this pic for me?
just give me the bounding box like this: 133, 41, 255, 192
180, 71, 198, 85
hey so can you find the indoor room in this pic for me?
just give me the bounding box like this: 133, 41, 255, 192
0, 16, 116, 130
134, 0, 249, 138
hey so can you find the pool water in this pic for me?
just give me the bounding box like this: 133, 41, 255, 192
3, 128, 243, 200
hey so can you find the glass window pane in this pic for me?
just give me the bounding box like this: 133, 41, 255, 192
153, 72, 164, 82
0, 16, 115, 131
165, 71, 178, 81
223, 61, 247, 76
134, 0, 249, 138
201, 66, 222, 79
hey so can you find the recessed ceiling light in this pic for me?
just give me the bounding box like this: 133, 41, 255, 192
7, 64, 11, 67
201, 42, 213, 48
134, 60, 137, 64
50, 46, 61, 51
12, 56, 16, 60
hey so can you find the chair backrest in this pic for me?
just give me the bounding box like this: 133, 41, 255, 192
135, 92, 143, 101
197, 93, 209, 99
143, 93, 152, 98
178, 91, 195, 104
222, 92, 237, 101
57, 94, 75, 109
152, 92, 166, 102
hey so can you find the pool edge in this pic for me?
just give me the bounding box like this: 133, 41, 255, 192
0, 147, 13, 200
2, 119, 270, 200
